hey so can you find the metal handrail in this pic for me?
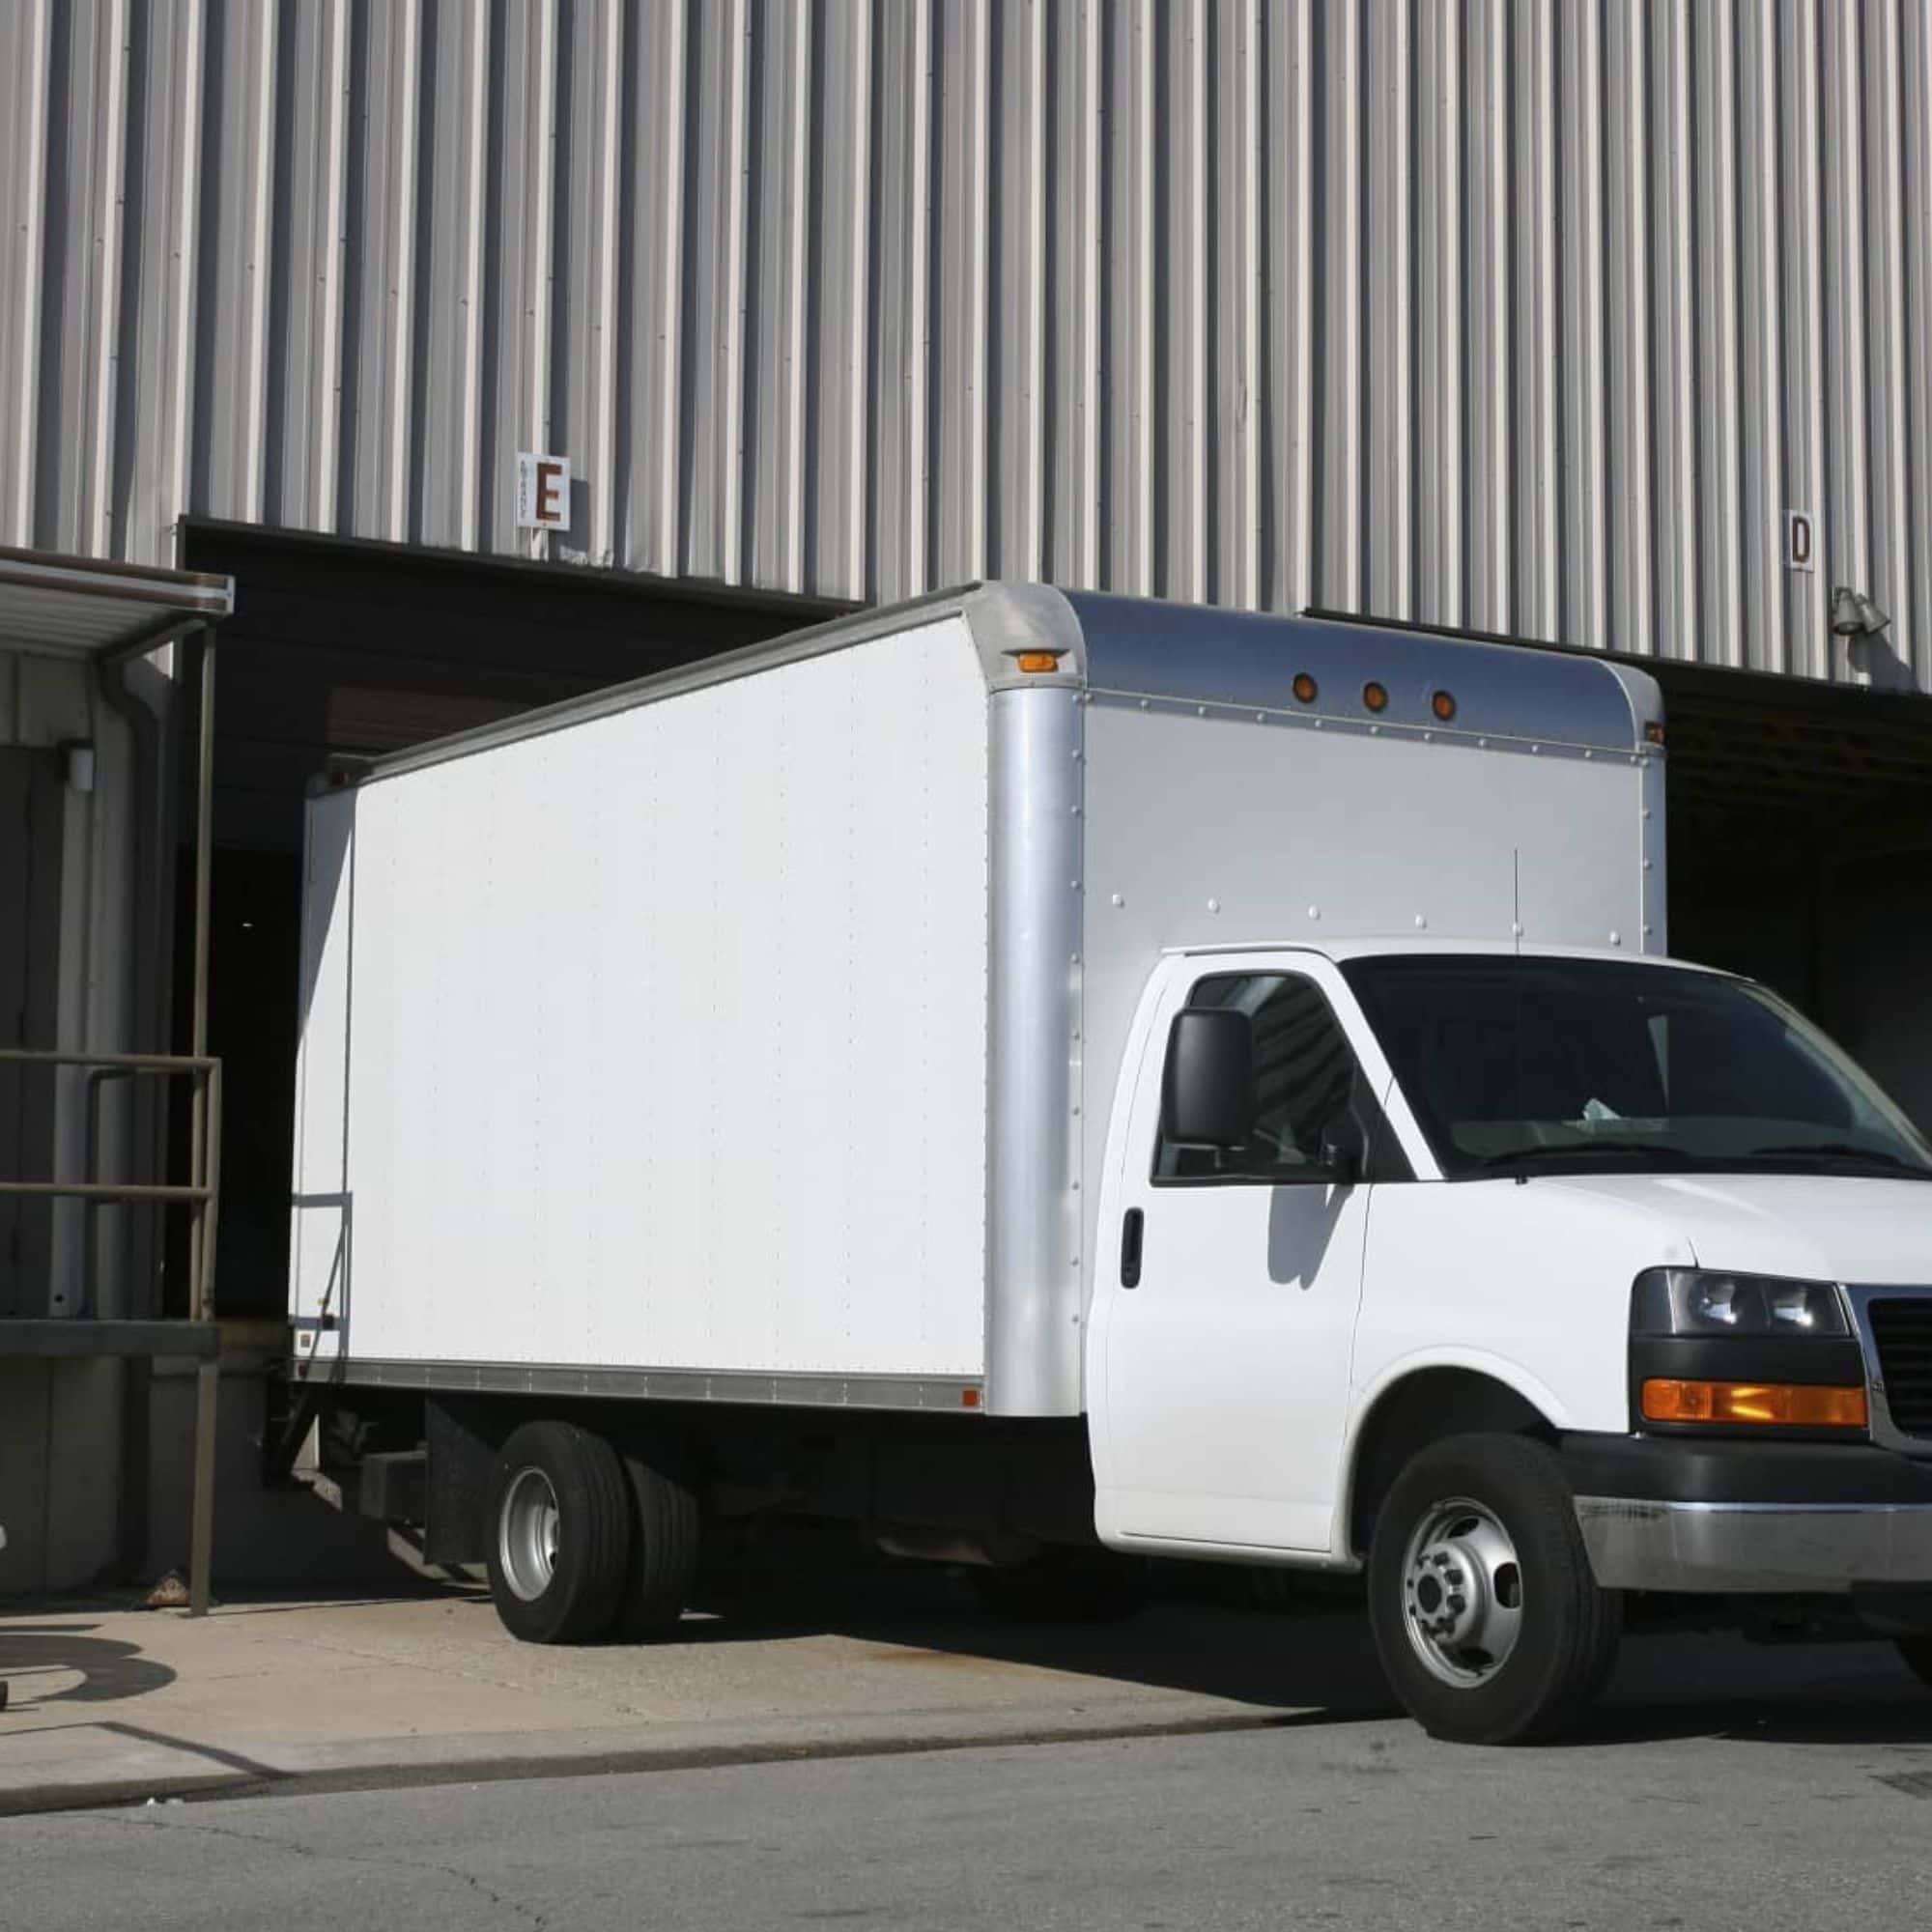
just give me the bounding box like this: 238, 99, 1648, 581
0, 1047, 224, 1615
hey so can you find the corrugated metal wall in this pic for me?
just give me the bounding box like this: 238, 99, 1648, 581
4, 0, 1929, 685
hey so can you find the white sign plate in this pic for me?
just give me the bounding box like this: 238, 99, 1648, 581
1785, 509, 1815, 572
517, 452, 572, 530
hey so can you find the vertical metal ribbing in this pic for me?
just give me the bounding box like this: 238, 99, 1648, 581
1703, 1, 1743, 669
589, 0, 621, 567
782, 0, 809, 592
1021, 0, 1046, 585
1905, 0, 1932, 687
456, 0, 488, 551
1788, 0, 1830, 680
1383, 0, 1413, 620
1437, 0, 1463, 629
84, 0, 129, 555
241, 0, 278, 525
1531, 0, 1559, 640
384, 0, 419, 544
905, 0, 931, 594
1619, 0, 1654, 662
1290, 0, 1313, 611
1745, 0, 1785, 675
1133, 0, 1153, 594
1184, 2, 1208, 604
1486, 0, 1512, 635
719, 0, 749, 583
1336, 0, 1362, 609
528, 0, 556, 478
1567, 2, 1606, 652
654, 0, 687, 576
1079, 0, 1100, 588
1239, 0, 1261, 611
1872, 0, 1912, 680
1664, 0, 1698, 660
1828, 0, 1870, 674
845, 0, 873, 598
311, 0, 351, 535
967, 0, 990, 578
5, 0, 50, 545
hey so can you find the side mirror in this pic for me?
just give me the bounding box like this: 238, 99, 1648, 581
1162, 1009, 1255, 1150
1318, 1106, 1369, 1186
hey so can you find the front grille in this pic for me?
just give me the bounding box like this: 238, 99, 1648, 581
1869, 1298, 1932, 1438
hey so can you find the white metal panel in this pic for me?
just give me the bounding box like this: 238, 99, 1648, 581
292, 614, 991, 1380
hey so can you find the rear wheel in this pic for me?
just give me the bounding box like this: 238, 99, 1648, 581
613, 1447, 702, 1639
485, 1421, 632, 1644
972, 1548, 1151, 1625
1368, 1435, 1620, 1745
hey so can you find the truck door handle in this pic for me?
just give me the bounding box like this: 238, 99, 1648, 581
1120, 1208, 1145, 1289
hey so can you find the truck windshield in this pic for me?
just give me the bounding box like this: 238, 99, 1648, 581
1341, 954, 1932, 1181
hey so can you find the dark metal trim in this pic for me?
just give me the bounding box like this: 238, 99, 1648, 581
0, 1319, 219, 1360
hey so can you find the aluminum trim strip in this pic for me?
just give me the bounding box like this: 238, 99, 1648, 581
309, 1355, 987, 1414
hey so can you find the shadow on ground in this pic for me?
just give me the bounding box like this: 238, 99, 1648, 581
0, 1627, 177, 1708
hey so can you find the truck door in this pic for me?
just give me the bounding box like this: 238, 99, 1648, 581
1092, 955, 1386, 1554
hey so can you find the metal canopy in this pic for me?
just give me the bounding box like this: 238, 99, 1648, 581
0, 546, 234, 658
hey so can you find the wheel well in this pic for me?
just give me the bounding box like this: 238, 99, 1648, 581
1346, 1370, 1556, 1558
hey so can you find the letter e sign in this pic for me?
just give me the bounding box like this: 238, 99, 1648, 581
516, 452, 572, 531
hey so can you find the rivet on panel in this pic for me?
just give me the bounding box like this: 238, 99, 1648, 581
1198, 705, 1208, 717
1642, 860, 1653, 871
1422, 730, 1433, 742
1643, 924, 1654, 937
1584, 750, 1594, 760
1609, 931, 1622, 947
1641, 808, 1652, 820
1256, 712, 1266, 724
1139, 697, 1150, 709
1307, 906, 1321, 920
1111, 893, 1124, 908
1531, 744, 1542, 755
1369, 724, 1380, 736
1414, 915, 1427, 929
1207, 898, 1220, 914
1512, 923, 1524, 938
1478, 737, 1488, 749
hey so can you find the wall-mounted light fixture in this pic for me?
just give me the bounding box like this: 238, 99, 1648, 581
1831, 585, 1890, 638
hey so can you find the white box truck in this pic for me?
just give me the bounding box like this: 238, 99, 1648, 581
289, 584, 1932, 1743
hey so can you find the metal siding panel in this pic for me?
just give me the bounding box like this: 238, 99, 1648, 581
4, 0, 1926, 694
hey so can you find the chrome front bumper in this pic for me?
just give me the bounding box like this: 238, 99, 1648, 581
1576, 1495, 1932, 1593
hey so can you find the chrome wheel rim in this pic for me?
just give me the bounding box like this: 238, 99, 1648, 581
498, 1467, 561, 1602
1399, 1495, 1524, 1688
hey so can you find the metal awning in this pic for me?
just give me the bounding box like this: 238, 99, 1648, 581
0, 545, 234, 658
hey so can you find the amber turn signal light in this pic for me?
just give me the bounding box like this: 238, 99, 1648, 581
1432, 690, 1457, 722
1292, 672, 1319, 704
1362, 681, 1389, 714
1641, 1378, 1867, 1430
1012, 650, 1063, 674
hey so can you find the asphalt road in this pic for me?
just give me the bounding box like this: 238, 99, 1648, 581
11, 1657, 1932, 1932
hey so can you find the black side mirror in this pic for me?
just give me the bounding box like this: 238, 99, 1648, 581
1318, 1105, 1369, 1185
1162, 1009, 1255, 1149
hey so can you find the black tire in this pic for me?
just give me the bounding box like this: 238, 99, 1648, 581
972, 1548, 1151, 1625
1894, 1637, 1932, 1691
1367, 1434, 1621, 1746
613, 1447, 702, 1639
485, 1420, 633, 1644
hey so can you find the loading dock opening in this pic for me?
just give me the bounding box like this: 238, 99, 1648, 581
174, 523, 845, 1319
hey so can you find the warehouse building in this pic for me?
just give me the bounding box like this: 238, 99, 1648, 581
2, 0, 1930, 1594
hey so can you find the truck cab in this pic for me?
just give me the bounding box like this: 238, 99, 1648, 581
1092, 938, 1932, 1741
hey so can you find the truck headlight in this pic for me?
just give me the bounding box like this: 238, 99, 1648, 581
1632, 1268, 1849, 1338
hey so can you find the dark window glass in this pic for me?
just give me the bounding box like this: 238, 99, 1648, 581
1341, 954, 1932, 1181
1155, 973, 1360, 1181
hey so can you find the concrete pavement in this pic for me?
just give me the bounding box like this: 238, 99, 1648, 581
4, 1556, 1930, 1821
0, 1565, 1390, 1815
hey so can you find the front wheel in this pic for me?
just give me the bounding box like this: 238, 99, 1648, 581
1368, 1435, 1620, 1745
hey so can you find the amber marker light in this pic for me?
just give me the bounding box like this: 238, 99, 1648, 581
1012, 650, 1063, 674
1645, 721, 1666, 746
1362, 681, 1389, 714
1432, 690, 1458, 722
1293, 672, 1319, 704
1641, 1378, 1867, 1430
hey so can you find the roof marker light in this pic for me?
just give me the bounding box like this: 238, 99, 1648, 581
1363, 682, 1389, 714
1432, 690, 1457, 722
1293, 672, 1319, 704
